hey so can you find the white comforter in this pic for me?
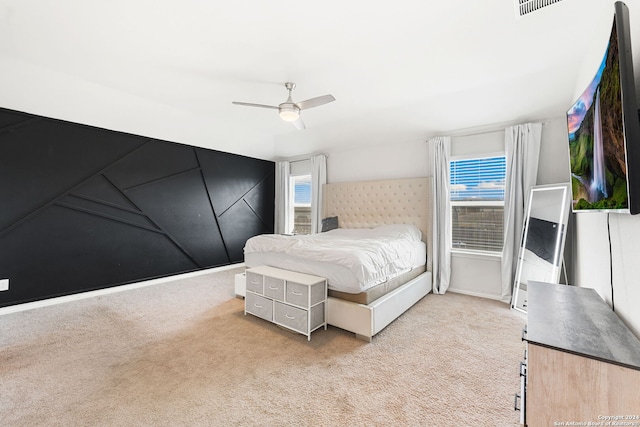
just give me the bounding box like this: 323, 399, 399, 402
244, 224, 426, 293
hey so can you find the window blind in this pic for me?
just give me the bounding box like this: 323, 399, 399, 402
450, 156, 506, 201
450, 156, 506, 253
294, 182, 311, 204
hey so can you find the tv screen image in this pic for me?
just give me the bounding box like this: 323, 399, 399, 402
566, 1, 640, 214
567, 17, 626, 211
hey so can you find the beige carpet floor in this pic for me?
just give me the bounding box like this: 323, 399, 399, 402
0, 267, 526, 426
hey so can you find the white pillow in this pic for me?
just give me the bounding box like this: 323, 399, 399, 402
371, 224, 422, 241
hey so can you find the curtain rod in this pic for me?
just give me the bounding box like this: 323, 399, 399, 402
276, 152, 327, 163
427, 120, 550, 140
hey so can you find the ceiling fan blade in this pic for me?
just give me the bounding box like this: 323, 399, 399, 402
292, 117, 306, 130
296, 94, 336, 110
232, 101, 279, 110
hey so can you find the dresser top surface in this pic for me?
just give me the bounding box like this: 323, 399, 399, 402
527, 281, 640, 370
246, 265, 326, 285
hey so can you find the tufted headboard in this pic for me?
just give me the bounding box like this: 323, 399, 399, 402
322, 177, 433, 272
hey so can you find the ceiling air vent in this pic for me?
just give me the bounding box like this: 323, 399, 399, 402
515, 0, 563, 17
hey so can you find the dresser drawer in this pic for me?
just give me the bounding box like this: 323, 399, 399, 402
245, 292, 273, 321
246, 272, 263, 294
286, 280, 325, 308
264, 276, 285, 300
286, 281, 310, 307
274, 301, 308, 334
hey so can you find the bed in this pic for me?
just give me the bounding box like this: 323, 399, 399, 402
243, 177, 433, 341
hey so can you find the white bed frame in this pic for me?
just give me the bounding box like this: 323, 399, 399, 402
322, 177, 433, 341
237, 177, 434, 342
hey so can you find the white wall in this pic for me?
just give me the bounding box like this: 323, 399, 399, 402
449, 252, 502, 299
325, 118, 570, 186
536, 118, 572, 185
573, 208, 640, 337
326, 140, 430, 183
608, 215, 640, 337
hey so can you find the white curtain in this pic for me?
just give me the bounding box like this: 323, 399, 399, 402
429, 136, 452, 294
274, 161, 290, 234
310, 154, 327, 234
501, 123, 542, 303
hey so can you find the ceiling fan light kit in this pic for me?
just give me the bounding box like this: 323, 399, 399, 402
233, 82, 335, 130
278, 104, 300, 122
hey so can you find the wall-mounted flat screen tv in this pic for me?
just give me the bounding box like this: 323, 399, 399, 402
566, 1, 640, 214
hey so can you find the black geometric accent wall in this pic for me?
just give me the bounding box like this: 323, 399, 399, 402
0, 107, 274, 308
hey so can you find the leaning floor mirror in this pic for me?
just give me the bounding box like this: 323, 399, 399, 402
511, 183, 571, 313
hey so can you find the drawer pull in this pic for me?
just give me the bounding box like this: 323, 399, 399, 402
251, 280, 260, 284
268, 286, 279, 290
292, 291, 303, 296
285, 314, 296, 319
254, 303, 263, 308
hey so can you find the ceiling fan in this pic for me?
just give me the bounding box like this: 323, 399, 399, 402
232, 82, 335, 130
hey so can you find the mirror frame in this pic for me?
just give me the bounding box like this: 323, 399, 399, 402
511, 183, 571, 313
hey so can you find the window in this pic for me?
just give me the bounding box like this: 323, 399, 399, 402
450, 155, 506, 253
290, 174, 312, 235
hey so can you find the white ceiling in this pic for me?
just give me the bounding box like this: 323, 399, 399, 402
1, 0, 639, 161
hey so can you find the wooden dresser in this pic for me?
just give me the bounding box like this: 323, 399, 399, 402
521, 281, 640, 426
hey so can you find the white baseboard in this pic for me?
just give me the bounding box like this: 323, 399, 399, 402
0, 263, 245, 316
447, 287, 506, 302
